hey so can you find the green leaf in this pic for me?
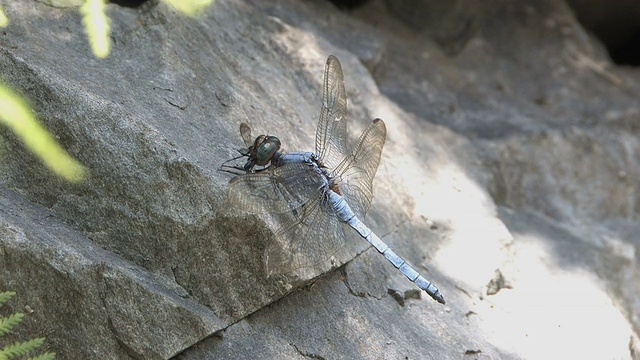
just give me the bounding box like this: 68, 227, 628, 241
0, 338, 45, 358
162, 0, 214, 17
0, 292, 15, 309
0, 5, 8, 27
0, 83, 87, 182
27, 351, 56, 360
0, 313, 24, 337
80, 0, 111, 59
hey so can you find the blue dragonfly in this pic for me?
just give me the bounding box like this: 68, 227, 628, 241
223, 56, 445, 304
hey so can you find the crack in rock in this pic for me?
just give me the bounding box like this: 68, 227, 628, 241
291, 343, 326, 360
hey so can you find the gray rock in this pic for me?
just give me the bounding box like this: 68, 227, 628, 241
0, 187, 223, 359
0, 0, 638, 359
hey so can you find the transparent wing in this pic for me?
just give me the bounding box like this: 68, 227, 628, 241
315, 55, 349, 170
333, 118, 386, 219
240, 123, 253, 148
264, 196, 358, 276
228, 162, 325, 214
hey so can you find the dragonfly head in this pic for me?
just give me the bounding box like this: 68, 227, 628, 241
249, 134, 281, 167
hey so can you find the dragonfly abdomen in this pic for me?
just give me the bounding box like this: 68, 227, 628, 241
326, 190, 446, 304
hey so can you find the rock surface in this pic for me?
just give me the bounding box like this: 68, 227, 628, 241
0, 0, 638, 359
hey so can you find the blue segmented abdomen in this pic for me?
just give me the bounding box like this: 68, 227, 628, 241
327, 190, 445, 304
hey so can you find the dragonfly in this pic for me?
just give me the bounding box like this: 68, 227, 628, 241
221, 55, 445, 304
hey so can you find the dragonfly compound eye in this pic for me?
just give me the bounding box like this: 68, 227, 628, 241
255, 136, 281, 165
